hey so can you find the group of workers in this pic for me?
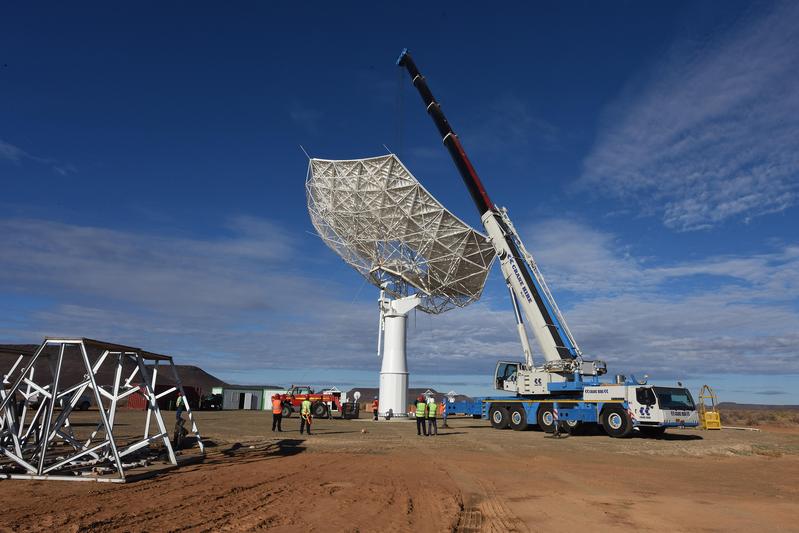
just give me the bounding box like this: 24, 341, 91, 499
414, 395, 440, 436
271, 394, 313, 435
266, 393, 445, 437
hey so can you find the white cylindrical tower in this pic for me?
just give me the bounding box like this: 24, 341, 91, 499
377, 294, 420, 419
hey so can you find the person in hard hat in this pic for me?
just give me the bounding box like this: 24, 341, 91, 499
372, 397, 379, 421
175, 391, 186, 422
271, 394, 284, 432
427, 396, 438, 436
415, 396, 428, 436
300, 397, 313, 435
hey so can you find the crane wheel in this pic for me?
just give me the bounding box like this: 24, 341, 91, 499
489, 405, 510, 429
536, 403, 557, 433
565, 419, 582, 435
509, 406, 528, 431
281, 406, 293, 418
601, 406, 633, 438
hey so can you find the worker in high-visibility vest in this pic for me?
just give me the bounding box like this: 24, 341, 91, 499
300, 398, 313, 435
372, 397, 379, 421
271, 394, 284, 432
175, 391, 186, 422
415, 396, 428, 436
427, 397, 438, 436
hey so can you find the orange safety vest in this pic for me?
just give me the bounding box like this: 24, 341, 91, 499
272, 398, 282, 414
372, 400, 379, 410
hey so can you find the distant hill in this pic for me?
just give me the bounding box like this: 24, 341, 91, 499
144, 364, 228, 393
1, 343, 228, 395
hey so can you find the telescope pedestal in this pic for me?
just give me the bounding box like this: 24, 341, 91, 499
378, 294, 420, 419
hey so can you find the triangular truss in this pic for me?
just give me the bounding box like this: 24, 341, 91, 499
306, 154, 496, 314
0, 338, 204, 482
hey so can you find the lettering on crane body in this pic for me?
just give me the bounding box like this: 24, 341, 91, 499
510, 259, 533, 303
583, 386, 625, 401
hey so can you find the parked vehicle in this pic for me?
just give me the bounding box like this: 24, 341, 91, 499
199, 393, 223, 410
275, 385, 351, 419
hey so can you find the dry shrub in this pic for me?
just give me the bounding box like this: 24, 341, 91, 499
718, 408, 799, 427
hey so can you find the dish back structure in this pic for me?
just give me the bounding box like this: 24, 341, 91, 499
306, 154, 495, 314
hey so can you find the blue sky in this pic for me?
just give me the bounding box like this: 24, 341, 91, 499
1, 2, 797, 403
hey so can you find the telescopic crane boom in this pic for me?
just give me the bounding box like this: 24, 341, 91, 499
397, 49, 590, 373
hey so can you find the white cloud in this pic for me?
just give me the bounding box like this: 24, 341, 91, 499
0, 139, 77, 176
523, 218, 799, 376
1, 216, 796, 380
0, 140, 28, 162
579, 2, 799, 230
522, 219, 644, 293
0, 217, 298, 315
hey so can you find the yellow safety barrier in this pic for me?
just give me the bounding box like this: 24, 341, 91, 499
698, 385, 722, 430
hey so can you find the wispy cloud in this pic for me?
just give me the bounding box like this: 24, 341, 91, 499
0, 140, 28, 162
0, 217, 296, 316
0, 216, 368, 375
524, 218, 799, 376
0, 139, 77, 176
462, 93, 561, 157
579, 2, 799, 230
1, 216, 796, 380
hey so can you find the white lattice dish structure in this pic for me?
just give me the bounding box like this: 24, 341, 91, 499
306, 154, 495, 314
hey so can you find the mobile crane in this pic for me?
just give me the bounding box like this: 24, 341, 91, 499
397, 49, 698, 437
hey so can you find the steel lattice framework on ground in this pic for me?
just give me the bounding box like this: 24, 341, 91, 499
0, 338, 204, 482
306, 154, 495, 314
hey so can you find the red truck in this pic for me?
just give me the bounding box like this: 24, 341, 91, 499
275, 385, 358, 419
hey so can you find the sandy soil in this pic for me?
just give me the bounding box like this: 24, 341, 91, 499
2, 410, 799, 532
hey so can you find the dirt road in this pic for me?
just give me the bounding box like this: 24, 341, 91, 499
2, 411, 798, 532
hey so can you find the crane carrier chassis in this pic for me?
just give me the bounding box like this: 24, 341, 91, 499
446, 377, 699, 437
397, 48, 699, 437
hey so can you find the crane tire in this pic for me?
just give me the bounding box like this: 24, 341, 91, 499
489, 405, 510, 429
565, 419, 582, 435
282, 406, 293, 418
536, 403, 557, 433
509, 406, 528, 431
601, 406, 633, 438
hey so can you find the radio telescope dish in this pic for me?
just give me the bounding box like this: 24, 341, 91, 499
306, 154, 495, 314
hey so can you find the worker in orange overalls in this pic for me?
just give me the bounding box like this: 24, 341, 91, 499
271, 394, 284, 432
372, 397, 379, 421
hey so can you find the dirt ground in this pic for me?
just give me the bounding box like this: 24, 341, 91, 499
2, 410, 799, 532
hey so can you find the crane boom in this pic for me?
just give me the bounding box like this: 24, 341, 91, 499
397, 48, 579, 366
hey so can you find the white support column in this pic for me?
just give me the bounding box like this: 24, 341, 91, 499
378, 294, 421, 419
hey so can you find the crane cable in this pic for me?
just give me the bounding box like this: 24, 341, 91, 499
394, 65, 405, 158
